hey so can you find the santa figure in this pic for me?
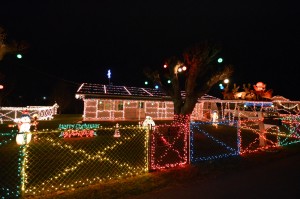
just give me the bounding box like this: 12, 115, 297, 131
15, 110, 32, 145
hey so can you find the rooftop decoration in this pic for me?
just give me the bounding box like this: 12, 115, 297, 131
222, 82, 273, 101
75, 83, 218, 101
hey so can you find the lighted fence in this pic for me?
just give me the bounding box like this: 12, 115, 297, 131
1, 117, 300, 198
190, 121, 239, 163
277, 115, 300, 146
0, 126, 148, 198
0, 103, 59, 122
0, 130, 22, 199
239, 119, 279, 154
189, 117, 300, 163
149, 124, 189, 170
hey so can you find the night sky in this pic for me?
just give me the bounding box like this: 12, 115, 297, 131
0, 1, 299, 107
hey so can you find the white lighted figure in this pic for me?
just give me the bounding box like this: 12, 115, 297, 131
211, 110, 219, 127
15, 111, 32, 145
142, 116, 155, 128
114, 123, 121, 137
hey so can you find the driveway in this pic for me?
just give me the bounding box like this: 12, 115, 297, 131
132, 153, 300, 199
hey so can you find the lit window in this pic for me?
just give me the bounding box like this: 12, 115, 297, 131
117, 101, 124, 110
159, 102, 166, 108
138, 102, 144, 108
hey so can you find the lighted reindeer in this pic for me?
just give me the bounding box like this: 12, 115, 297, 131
243, 83, 257, 100
222, 84, 239, 100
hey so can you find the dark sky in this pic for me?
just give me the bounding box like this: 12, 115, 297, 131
1, 0, 300, 104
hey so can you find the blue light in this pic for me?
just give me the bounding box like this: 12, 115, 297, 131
155, 85, 159, 89
219, 83, 224, 90
145, 81, 148, 85
244, 102, 273, 107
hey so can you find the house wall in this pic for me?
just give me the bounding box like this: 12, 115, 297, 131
82, 98, 214, 121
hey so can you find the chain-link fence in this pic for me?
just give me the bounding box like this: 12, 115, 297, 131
277, 115, 300, 146
149, 124, 189, 170
1, 117, 300, 198
0, 126, 148, 198
190, 121, 239, 163
0, 130, 22, 199
239, 119, 279, 154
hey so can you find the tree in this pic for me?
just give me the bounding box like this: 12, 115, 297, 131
0, 26, 29, 105
145, 41, 234, 122
0, 26, 29, 61
0, 71, 17, 106
49, 80, 83, 114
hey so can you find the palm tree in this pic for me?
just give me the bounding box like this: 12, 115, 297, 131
145, 41, 234, 122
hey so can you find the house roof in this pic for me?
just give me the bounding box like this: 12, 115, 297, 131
75, 83, 219, 101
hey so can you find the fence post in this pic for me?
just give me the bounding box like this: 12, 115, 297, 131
148, 127, 153, 172
237, 105, 241, 154
257, 112, 267, 147
188, 122, 191, 165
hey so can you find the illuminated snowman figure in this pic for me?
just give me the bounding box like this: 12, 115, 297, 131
142, 116, 155, 128
15, 112, 32, 145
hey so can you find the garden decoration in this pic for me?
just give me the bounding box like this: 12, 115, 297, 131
211, 110, 219, 127
114, 123, 121, 137
222, 81, 273, 101
142, 116, 156, 128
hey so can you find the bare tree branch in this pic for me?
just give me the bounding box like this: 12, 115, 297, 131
144, 41, 234, 117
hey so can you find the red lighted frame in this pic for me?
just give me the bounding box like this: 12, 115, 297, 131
149, 123, 189, 170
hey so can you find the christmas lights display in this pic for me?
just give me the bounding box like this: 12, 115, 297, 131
1, 81, 300, 197
211, 110, 219, 127
19, 126, 148, 196
142, 116, 156, 127
113, 123, 121, 137
150, 122, 189, 170
277, 115, 300, 146
0, 103, 59, 122
76, 83, 219, 121
222, 82, 274, 101
58, 123, 100, 138
0, 130, 22, 198
190, 121, 239, 162
14, 111, 32, 145
0, 130, 17, 146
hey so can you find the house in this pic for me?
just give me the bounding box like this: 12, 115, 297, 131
75, 83, 219, 121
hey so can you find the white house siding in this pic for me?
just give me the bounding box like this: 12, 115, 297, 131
82, 98, 215, 121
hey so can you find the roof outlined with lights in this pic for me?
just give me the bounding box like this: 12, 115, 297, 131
76, 83, 219, 101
